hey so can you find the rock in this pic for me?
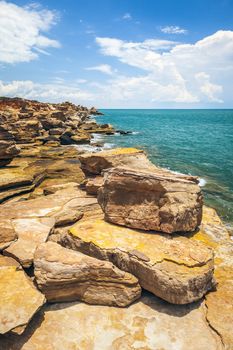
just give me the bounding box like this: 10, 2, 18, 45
0, 255, 45, 335
43, 182, 79, 195
60, 131, 91, 145
89, 106, 104, 115
61, 214, 215, 304
0, 125, 20, 166
54, 209, 83, 227
79, 147, 155, 175
0, 295, 222, 349
191, 206, 233, 349
85, 176, 104, 195
0, 187, 98, 221
0, 220, 17, 250
0, 97, 104, 148
0, 157, 52, 203
98, 167, 203, 233
34, 242, 141, 306
116, 129, 133, 135
3, 217, 55, 268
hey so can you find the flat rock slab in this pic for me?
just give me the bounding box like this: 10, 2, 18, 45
62, 215, 215, 304
79, 147, 155, 174
4, 218, 55, 267
34, 242, 141, 306
0, 256, 45, 335
0, 295, 222, 350
0, 187, 98, 220
98, 167, 203, 233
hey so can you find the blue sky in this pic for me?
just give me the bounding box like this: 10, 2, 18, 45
0, 0, 233, 108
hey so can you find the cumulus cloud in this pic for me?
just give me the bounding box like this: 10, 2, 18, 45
0, 1, 60, 63
85, 64, 115, 75
1, 25, 232, 107
93, 31, 233, 105
160, 26, 188, 34
0, 80, 94, 104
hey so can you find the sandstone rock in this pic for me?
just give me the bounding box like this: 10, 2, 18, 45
0, 125, 20, 166
0, 97, 104, 148
34, 242, 141, 306
191, 206, 233, 349
0, 140, 20, 167
53, 209, 83, 227
0, 255, 45, 335
98, 167, 203, 233
0, 295, 222, 349
61, 214, 215, 304
85, 176, 104, 195
79, 147, 155, 174
0, 187, 98, 221
4, 217, 55, 268
43, 182, 79, 195
0, 219, 17, 250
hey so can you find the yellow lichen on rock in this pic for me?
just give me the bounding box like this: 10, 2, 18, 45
65, 214, 215, 304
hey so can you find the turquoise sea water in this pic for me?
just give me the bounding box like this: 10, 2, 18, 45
97, 109, 233, 230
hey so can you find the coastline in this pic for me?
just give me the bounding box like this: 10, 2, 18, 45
0, 98, 232, 349
95, 109, 233, 234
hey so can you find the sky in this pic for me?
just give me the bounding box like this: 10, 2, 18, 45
0, 0, 233, 108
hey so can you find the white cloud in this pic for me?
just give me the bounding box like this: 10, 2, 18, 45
93, 31, 233, 106
122, 13, 132, 20
1, 28, 232, 107
160, 26, 188, 34
85, 64, 116, 75
0, 80, 94, 105
0, 1, 60, 63
195, 72, 223, 102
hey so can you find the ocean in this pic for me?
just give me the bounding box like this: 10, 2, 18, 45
95, 109, 233, 231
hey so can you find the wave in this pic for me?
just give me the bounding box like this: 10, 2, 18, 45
199, 178, 207, 187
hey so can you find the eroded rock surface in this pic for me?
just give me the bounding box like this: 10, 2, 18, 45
98, 166, 203, 233
0, 255, 45, 335
0, 295, 222, 350
34, 242, 141, 306
61, 213, 215, 304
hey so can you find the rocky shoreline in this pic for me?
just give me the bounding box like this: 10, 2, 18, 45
0, 98, 232, 349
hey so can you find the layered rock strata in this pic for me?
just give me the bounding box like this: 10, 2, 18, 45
61, 214, 215, 304
0, 97, 113, 147
0, 125, 20, 166
98, 166, 203, 233
34, 242, 141, 306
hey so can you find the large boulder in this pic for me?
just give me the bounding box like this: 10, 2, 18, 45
61, 213, 215, 304
98, 167, 202, 233
0, 255, 45, 335
34, 242, 141, 306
